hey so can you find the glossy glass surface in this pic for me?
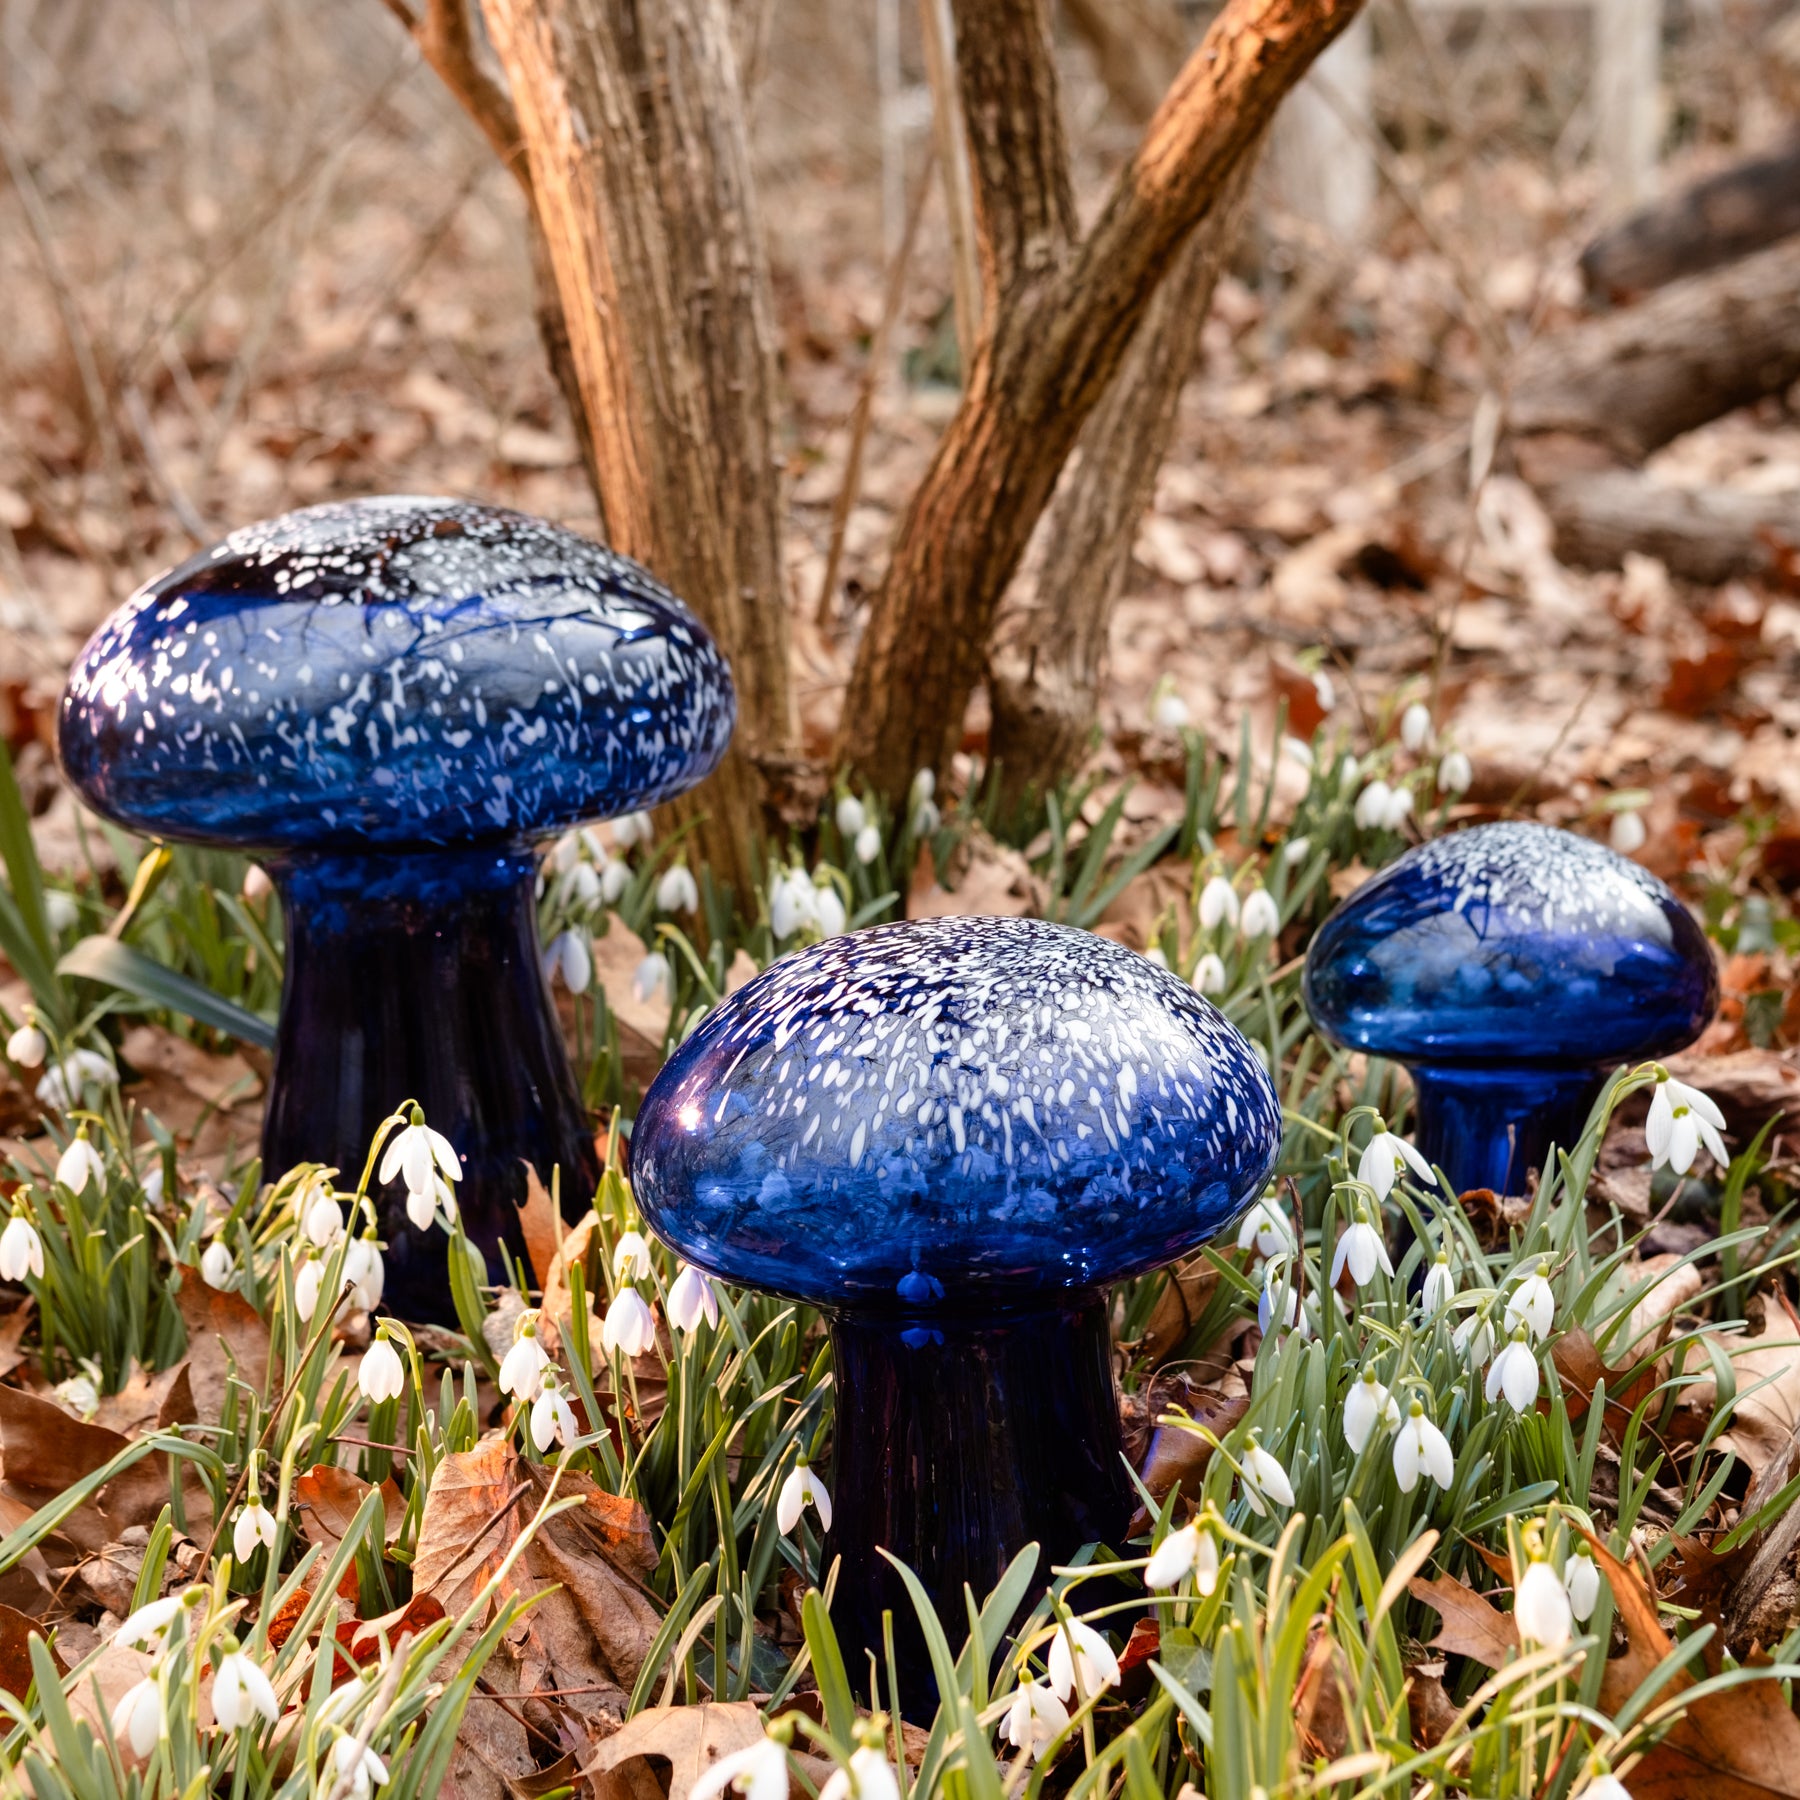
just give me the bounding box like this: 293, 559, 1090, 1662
58, 496, 735, 851
1303, 822, 1717, 1067
1410, 1063, 1604, 1197
632, 916, 1283, 1313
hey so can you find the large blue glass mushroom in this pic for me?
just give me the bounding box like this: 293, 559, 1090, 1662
1304, 822, 1717, 1195
631, 915, 1281, 1684
58, 496, 734, 1320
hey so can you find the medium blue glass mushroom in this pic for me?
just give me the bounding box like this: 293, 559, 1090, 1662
58, 496, 734, 1320
631, 915, 1281, 1684
1304, 822, 1717, 1195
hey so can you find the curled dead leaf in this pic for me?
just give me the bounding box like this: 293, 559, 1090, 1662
1407, 1572, 1518, 1671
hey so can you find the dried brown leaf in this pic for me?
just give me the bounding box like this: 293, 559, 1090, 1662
1407, 1573, 1519, 1670
175, 1279, 272, 1422
0, 1603, 60, 1698
296, 1464, 403, 1549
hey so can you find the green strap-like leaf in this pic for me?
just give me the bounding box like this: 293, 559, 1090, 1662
57, 933, 276, 1049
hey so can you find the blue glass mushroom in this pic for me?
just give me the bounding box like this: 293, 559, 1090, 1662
58, 496, 734, 1320
631, 915, 1281, 1685
1304, 822, 1717, 1195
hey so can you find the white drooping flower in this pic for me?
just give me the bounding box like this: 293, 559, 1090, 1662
1047, 1618, 1121, 1702
1198, 876, 1239, 931
1646, 1075, 1728, 1176
1400, 701, 1433, 753
689, 1736, 789, 1800
613, 1229, 653, 1281
1239, 888, 1280, 940
1236, 1198, 1294, 1260
1257, 1258, 1299, 1336
908, 769, 940, 838
668, 1263, 720, 1333
1354, 780, 1393, 830
0, 1207, 44, 1282
600, 857, 631, 904
1343, 1369, 1400, 1453
1238, 1434, 1296, 1516
499, 1316, 550, 1400
1438, 749, 1472, 795
405, 1172, 457, 1233
854, 823, 882, 865
633, 951, 673, 1006
530, 1376, 579, 1453
294, 1252, 325, 1324
543, 929, 594, 995
44, 891, 78, 934
835, 794, 867, 838
1505, 1261, 1556, 1341
657, 865, 699, 914
602, 1286, 658, 1358
233, 1497, 277, 1563
1144, 945, 1167, 968
1152, 689, 1190, 731
379, 1111, 461, 1198
1580, 1775, 1632, 1800
1391, 1400, 1455, 1494
1356, 1126, 1436, 1202
1312, 669, 1337, 712
1422, 1252, 1455, 1315
140, 1162, 164, 1206
1283, 834, 1312, 865
1383, 785, 1415, 831
1145, 1520, 1219, 1595
1486, 1326, 1542, 1414
36, 1049, 118, 1111
1515, 1555, 1574, 1647
201, 1237, 236, 1290
1331, 1205, 1394, 1289
55, 1129, 106, 1195
303, 1188, 345, 1249
213, 1649, 280, 1730
769, 870, 815, 941
1609, 809, 1647, 855
6, 1020, 46, 1068
611, 810, 654, 850
812, 881, 848, 938
344, 1235, 385, 1311
776, 1459, 832, 1534
331, 1734, 390, 1800
1564, 1547, 1601, 1622
111, 1673, 166, 1756
819, 1747, 899, 1800
114, 1592, 188, 1652
1280, 736, 1314, 772
359, 1331, 405, 1404
1002, 1679, 1071, 1756
1454, 1310, 1496, 1368
1191, 952, 1227, 996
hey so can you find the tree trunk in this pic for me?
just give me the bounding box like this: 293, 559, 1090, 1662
1510, 235, 1800, 463
479, 0, 793, 901
839, 0, 1363, 805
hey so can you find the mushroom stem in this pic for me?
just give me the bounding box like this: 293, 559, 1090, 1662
264, 847, 598, 1321
1409, 1064, 1606, 1197
825, 1295, 1131, 1696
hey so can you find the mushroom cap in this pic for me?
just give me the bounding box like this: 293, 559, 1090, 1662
631, 916, 1282, 1312
1303, 822, 1716, 1066
57, 496, 734, 851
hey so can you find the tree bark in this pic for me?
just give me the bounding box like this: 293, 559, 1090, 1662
479, 0, 793, 901
1511, 236, 1800, 463
839, 0, 1363, 803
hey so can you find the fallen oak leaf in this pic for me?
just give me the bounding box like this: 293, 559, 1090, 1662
296, 1464, 404, 1550
338, 1592, 447, 1665
0, 1603, 62, 1699
1407, 1572, 1519, 1670
587, 1703, 833, 1800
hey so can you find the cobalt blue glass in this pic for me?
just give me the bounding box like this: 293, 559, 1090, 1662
1304, 822, 1717, 1195
632, 915, 1282, 1688
58, 496, 735, 1320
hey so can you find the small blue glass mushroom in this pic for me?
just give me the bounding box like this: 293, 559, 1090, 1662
58, 496, 734, 1320
1303, 822, 1717, 1195
631, 915, 1281, 1685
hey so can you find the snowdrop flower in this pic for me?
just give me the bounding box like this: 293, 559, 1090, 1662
140, 1162, 164, 1206
820, 1745, 899, 1800
234, 1496, 277, 1562
1610, 809, 1647, 855
405, 1172, 456, 1233
213, 1648, 280, 1730
602, 1286, 657, 1358
1047, 1618, 1120, 1702
1343, 1369, 1400, 1453
1422, 1251, 1455, 1315
908, 769, 940, 838
777, 1458, 832, 1534
111, 1673, 165, 1756
1392, 1400, 1455, 1493
1486, 1325, 1541, 1414
668, 1262, 720, 1333
1331, 1203, 1393, 1288
613, 1229, 653, 1281
657, 864, 699, 914
331, 1734, 390, 1800
1453, 1310, 1495, 1368
1646, 1074, 1728, 1176
44, 891, 78, 934
1438, 749, 1472, 795
294, 1251, 326, 1323
1238, 1433, 1296, 1516
1505, 1260, 1555, 1341
600, 857, 630, 904
633, 951, 673, 1006
1143, 944, 1168, 968
1581, 1780, 1631, 1800
359, 1329, 405, 1404
566, 861, 602, 908
1002, 1679, 1071, 1756
836, 794, 866, 838
379, 1108, 461, 1198
1354, 779, 1393, 830
1198, 875, 1239, 931
1356, 1124, 1436, 1202
611, 810, 653, 849
0, 1206, 43, 1281
36, 1048, 117, 1111
1400, 701, 1433, 753
690, 1736, 789, 1800
530, 1375, 579, 1453
1236, 1198, 1294, 1259
1312, 669, 1336, 712
769, 871, 815, 940
812, 881, 848, 938
1151, 688, 1190, 731
115, 1592, 188, 1652
1515, 1554, 1574, 1647
499, 1316, 551, 1400
1191, 952, 1227, 996
1257, 1258, 1299, 1335
1383, 785, 1415, 830
201, 1236, 236, 1290
543, 929, 593, 995
1239, 888, 1280, 940
6, 1020, 45, 1068
1565, 1546, 1601, 1621
344, 1233, 385, 1311
1280, 736, 1314, 772
303, 1187, 344, 1248
854, 823, 882, 865
1145, 1520, 1219, 1594
1283, 835, 1312, 866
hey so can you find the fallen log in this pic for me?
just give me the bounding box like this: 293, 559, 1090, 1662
1541, 468, 1800, 583
1581, 135, 1800, 302
1511, 235, 1800, 461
